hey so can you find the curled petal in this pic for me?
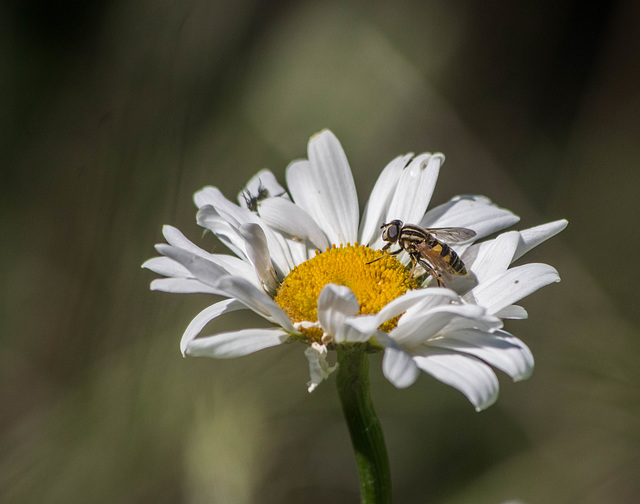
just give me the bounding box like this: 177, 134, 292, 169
195, 187, 295, 276
346, 288, 459, 336
214, 276, 295, 332
377, 333, 420, 388
196, 205, 247, 260
317, 284, 367, 343
180, 299, 246, 355
305, 343, 338, 392
392, 303, 491, 348
238, 223, 279, 294
257, 197, 329, 250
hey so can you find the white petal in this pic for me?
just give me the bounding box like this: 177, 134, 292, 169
205, 255, 258, 284
282, 237, 311, 267
378, 333, 420, 388
305, 343, 338, 392
386, 153, 442, 227
379, 288, 459, 325
214, 276, 295, 332
427, 329, 534, 381
142, 256, 190, 277
150, 278, 220, 294
391, 303, 489, 347
420, 195, 520, 240
413, 350, 499, 411
437, 309, 503, 333
163, 225, 213, 258
307, 130, 359, 244
513, 219, 568, 262
359, 154, 413, 247
316, 284, 367, 343
193, 186, 219, 209
155, 244, 230, 286
286, 159, 333, 238
180, 299, 246, 355
257, 197, 330, 250
156, 226, 258, 282
238, 223, 279, 294
469, 263, 560, 315
464, 231, 520, 283
186, 328, 289, 358
494, 305, 528, 319
196, 187, 296, 275
344, 288, 459, 336
266, 230, 298, 275
157, 245, 295, 331
196, 205, 247, 260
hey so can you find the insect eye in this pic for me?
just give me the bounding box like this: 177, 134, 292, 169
388, 225, 398, 239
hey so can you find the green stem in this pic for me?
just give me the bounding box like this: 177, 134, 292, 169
336, 344, 392, 504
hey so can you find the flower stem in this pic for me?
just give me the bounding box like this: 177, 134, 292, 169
336, 344, 392, 504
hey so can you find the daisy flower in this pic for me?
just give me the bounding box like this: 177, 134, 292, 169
143, 130, 566, 411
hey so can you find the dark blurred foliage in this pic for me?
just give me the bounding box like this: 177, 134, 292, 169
1, 0, 640, 503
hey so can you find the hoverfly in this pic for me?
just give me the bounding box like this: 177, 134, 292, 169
371, 220, 476, 287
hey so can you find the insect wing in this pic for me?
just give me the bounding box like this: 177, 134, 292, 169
423, 227, 476, 243
412, 240, 456, 280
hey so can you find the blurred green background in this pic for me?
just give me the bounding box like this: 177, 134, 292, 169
2, 0, 639, 502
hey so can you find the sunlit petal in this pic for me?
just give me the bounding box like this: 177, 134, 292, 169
428, 329, 534, 381
186, 328, 289, 358
413, 350, 499, 411
180, 299, 246, 355
468, 263, 560, 315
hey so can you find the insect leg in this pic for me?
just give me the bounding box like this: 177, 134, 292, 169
407, 253, 420, 277
417, 258, 445, 287
366, 247, 402, 265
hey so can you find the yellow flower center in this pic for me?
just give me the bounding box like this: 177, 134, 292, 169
274, 244, 418, 341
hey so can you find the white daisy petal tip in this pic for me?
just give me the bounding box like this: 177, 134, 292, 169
309, 128, 335, 142
513, 219, 569, 262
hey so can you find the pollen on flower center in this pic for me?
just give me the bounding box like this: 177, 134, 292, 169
274, 244, 418, 340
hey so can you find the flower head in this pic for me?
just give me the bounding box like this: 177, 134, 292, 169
144, 130, 566, 411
